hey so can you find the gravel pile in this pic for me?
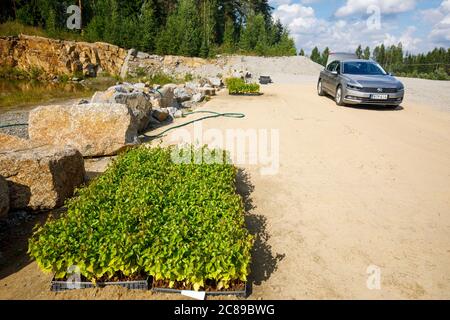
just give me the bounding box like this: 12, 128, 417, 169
175, 55, 324, 81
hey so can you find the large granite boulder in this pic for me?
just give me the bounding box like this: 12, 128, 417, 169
0, 176, 9, 218
91, 83, 153, 132
28, 103, 138, 157
0, 146, 85, 211
0, 134, 33, 152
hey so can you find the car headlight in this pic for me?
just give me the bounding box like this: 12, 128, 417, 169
346, 84, 362, 90
397, 86, 404, 92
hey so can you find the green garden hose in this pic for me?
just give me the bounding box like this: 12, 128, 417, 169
0, 123, 29, 129
142, 110, 245, 139
0, 111, 246, 140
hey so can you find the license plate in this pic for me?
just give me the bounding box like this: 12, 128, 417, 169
371, 94, 388, 100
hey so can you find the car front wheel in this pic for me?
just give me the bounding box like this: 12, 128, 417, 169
335, 85, 344, 106
317, 80, 324, 96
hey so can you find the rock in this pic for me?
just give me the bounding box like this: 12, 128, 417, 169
0, 35, 127, 80
185, 82, 201, 91
133, 82, 147, 90
84, 63, 97, 77
91, 87, 153, 132
0, 134, 33, 152
232, 71, 244, 79
174, 87, 192, 102
159, 84, 177, 108
112, 92, 153, 132
192, 92, 205, 103
199, 87, 216, 96
28, 104, 138, 157
152, 109, 170, 122
0, 176, 9, 219
181, 101, 196, 109
173, 110, 183, 119
78, 99, 89, 105
0, 146, 85, 211
109, 84, 133, 94
207, 77, 222, 88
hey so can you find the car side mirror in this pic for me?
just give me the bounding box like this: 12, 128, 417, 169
331, 71, 338, 76
389, 72, 394, 76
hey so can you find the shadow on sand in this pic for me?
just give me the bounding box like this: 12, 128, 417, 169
0, 208, 63, 280
235, 169, 285, 297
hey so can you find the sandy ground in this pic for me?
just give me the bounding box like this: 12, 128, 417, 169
1, 77, 450, 299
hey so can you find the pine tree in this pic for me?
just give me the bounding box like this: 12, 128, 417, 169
178, 0, 201, 56
321, 47, 330, 66
239, 12, 257, 52
140, 0, 157, 52
199, 0, 217, 57
363, 46, 371, 60
355, 45, 363, 59
156, 7, 182, 55
299, 49, 305, 56
310, 47, 321, 64
277, 30, 297, 56
222, 17, 235, 53
254, 14, 269, 55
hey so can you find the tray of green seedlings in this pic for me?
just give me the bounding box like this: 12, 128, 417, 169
225, 78, 261, 95
28, 145, 253, 295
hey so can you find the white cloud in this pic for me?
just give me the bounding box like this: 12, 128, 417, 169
383, 26, 422, 51
335, 0, 416, 17
269, 0, 293, 6
272, 2, 423, 54
422, 0, 450, 46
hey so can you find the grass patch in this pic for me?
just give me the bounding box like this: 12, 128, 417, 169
28, 146, 253, 291
126, 72, 180, 86
0, 21, 84, 42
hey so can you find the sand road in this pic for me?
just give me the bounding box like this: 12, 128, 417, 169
1, 78, 449, 299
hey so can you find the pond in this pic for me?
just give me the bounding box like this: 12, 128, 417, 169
0, 77, 116, 114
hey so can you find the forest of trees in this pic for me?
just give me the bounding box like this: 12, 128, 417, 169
0, 0, 297, 57
303, 44, 450, 80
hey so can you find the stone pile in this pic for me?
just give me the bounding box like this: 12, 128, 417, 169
0, 77, 224, 217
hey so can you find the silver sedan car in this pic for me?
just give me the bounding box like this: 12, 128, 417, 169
317, 58, 405, 107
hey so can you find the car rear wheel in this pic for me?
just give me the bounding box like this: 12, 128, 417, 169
317, 80, 324, 96
335, 85, 344, 106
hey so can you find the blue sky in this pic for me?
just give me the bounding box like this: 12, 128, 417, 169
269, 0, 450, 54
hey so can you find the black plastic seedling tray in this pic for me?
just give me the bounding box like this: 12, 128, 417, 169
259, 76, 273, 84
151, 281, 247, 297
50, 277, 150, 292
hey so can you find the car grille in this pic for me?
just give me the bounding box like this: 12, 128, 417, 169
359, 97, 402, 103
360, 87, 398, 93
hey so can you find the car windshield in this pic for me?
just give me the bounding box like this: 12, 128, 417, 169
343, 61, 387, 75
